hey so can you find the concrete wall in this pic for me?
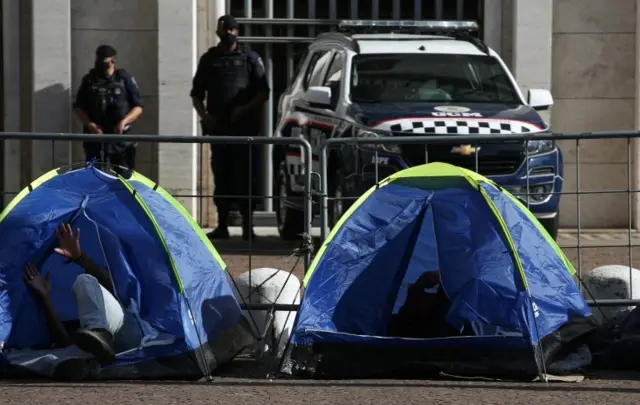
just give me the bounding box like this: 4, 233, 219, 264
70, 0, 159, 179
551, 0, 637, 228
4, 0, 640, 229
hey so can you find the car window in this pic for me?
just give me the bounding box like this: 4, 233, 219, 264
305, 50, 332, 89
349, 53, 520, 104
292, 49, 309, 83
324, 52, 344, 86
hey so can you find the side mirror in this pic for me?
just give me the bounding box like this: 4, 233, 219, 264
527, 89, 554, 111
304, 86, 332, 108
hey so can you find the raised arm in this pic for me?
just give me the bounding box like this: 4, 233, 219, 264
54, 224, 116, 296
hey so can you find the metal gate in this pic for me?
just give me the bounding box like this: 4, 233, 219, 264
227, 0, 484, 214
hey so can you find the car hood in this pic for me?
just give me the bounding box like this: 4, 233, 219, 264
348, 102, 549, 133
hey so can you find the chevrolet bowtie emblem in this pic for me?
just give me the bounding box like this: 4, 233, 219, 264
451, 145, 480, 155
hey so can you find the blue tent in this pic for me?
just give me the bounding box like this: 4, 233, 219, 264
0, 165, 254, 380
281, 163, 593, 379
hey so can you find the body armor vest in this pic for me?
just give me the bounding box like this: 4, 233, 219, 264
206, 48, 250, 115
86, 70, 130, 131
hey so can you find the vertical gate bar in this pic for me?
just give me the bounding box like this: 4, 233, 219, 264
319, 143, 329, 241
414, 0, 422, 20
435, 0, 444, 19
457, 0, 464, 20
392, 0, 400, 20
302, 139, 313, 271
329, 0, 337, 21
629, 137, 634, 299
308, 0, 316, 38
244, 0, 252, 36
525, 141, 530, 210
286, 0, 294, 82
576, 139, 582, 280
372, 0, 380, 19
263, 0, 274, 212
248, 140, 254, 298
350, 0, 359, 19
225, 0, 231, 15
68, 141, 72, 169
198, 142, 203, 228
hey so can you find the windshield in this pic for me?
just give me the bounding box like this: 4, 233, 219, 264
350, 53, 520, 104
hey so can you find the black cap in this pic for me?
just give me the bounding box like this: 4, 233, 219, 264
217, 14, 238, 30
95, 44, 117, 59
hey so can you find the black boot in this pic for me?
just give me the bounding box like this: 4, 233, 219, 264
74, 328, 117, 366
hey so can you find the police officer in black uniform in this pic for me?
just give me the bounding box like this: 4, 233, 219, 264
190, 15, 270, 240
73, 45, 144, 171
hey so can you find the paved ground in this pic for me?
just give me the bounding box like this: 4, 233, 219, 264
5, 371, 640, 405
4, 228, 640, 403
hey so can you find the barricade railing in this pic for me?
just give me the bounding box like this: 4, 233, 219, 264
0, 132, 313, 317
318, 130, 640, 309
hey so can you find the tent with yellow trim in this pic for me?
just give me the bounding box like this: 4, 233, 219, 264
0, 165, 254, 380
281, 162, 594, 379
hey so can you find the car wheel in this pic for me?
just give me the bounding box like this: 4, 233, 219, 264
275, 167, 304, 241
539, 213, 560, 241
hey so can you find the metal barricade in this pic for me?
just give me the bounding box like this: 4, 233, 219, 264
318, 130, 640, 309
0, 132, 313, 316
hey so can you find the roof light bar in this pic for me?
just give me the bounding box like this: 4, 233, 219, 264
338, 20, 479, 33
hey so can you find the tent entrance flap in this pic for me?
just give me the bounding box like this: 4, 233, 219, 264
306, 185, 433, 337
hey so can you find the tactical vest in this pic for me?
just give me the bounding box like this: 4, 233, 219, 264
206, 47, 250, 114
85, 70, 130, 131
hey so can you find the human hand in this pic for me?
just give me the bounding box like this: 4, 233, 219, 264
87, 122, 103, 134
54, 223, 83, 261
230, 106, 246, 123
202, 114, 217, 133
114, 120, 127, 135
24, 263, 51, 298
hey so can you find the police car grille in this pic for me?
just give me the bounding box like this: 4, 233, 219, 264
400, 144, 523, 176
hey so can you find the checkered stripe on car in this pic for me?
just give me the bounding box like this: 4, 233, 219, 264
386, 119, 539, 135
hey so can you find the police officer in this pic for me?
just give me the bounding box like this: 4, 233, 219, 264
190, 15, 270, 240
73, 44, 144, 170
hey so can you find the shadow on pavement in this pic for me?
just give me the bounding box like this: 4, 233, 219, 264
5, 360, 640, 392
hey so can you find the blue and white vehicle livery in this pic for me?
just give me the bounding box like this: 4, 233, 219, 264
273, 20, 562, 240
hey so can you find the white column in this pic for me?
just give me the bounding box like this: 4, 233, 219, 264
157, 0, 199, 217
31, 0, 72, 177
2, 0, 22, 205
212, 0, 225, 46
634, 1, 640, 229
512, 0, 553, 122
483, 0, 502, 53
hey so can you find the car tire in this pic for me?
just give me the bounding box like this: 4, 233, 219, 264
275, 166, 305, 241
539, 213, 560, 241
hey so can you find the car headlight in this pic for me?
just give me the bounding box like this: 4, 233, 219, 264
526, 139, 555, 154
356, 129, 402, 154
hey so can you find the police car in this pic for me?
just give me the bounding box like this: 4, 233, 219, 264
273, 20, 562, 240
